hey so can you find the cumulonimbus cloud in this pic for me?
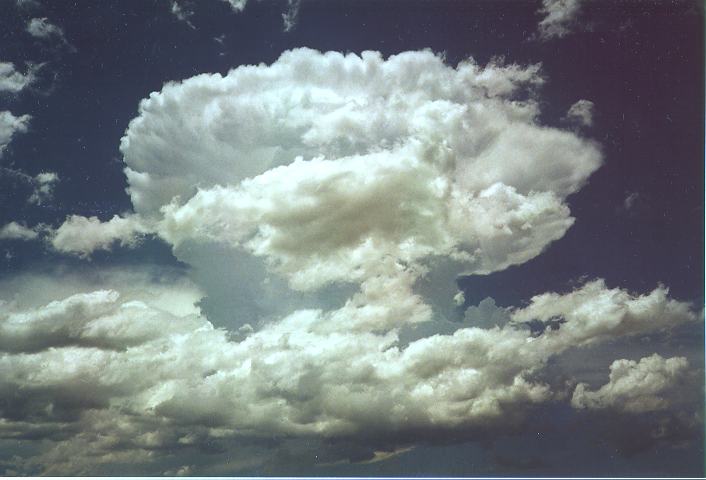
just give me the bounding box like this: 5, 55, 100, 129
117, 49, 602, 308
1, 48, 699, 475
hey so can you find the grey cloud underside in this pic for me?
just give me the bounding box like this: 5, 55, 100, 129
0, 276, 698, 475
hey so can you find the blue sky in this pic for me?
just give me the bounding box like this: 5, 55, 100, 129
0, 0, 703, 476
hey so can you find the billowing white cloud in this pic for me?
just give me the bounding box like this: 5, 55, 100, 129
0, 275, 696, 474
0, 111, 30, 157
564, 99, 594, 127
121, 49, 600, 218
120, 48, 601, 322
537, 0, 583, 40
510, 279, 697, 347
50, 214, 149, 257
572, 354, 689, 413
0, 221, 40, 241
0, 62, 37, 94
3, 48, 697, 475
159, 154, 575, 292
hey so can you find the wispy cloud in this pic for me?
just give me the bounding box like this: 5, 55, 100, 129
170, 0, 195, 29
536, 0, 583, 40
26, 17, 75, 51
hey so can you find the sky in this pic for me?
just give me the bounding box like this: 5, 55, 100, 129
0, 0, 703, 476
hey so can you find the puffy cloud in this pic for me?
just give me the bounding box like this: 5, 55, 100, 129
0, 111, 30, 157
121, 49, 601, 322
510, 279, 698, 348
26, 17, 63, 39
0, 62, 37, 94
536, 0, 583, 40
120, 49, 600, 216
159, 154, 574, 292
563, 99, 594, 127
571, 354, 689, 413
50, 214, 150, 257
0, 275, 697, 474
6, 49, 696, 474
0, 222, 40, 241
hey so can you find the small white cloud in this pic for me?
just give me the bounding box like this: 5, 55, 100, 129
27, 17, 74, 51
170, 1, 195, 29
50, 214, 150, 257
219, 0, 299, 32
0, 62, 38, 94
0, 221, 40, 241
572, 354, 689, 413
282, 0, 301, 32
623, 191, 639, 211
220, 0, 247, 12
28, 171, 59, 205
564, 99, 594, 127
27, 17, 62, 39
0, 110, 30, 158
537, 0, 583, 40
511, 279, 697, 347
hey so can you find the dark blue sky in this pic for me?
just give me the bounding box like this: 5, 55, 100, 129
0, 0, 703, 476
